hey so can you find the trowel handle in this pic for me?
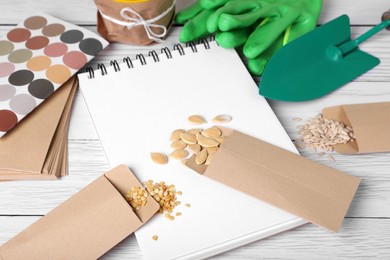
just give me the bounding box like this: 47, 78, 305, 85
382, 9, 390, 30
339, 18, 390, 55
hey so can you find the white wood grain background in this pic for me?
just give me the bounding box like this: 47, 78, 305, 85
0, 0, 389, 259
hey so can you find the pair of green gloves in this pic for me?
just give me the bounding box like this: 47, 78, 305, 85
176, 0, 322, 75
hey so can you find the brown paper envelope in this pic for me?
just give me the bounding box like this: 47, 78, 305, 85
0, 77, 77, 179
0, 165, 159, 259
186, 129, 360, 232
0, 77, 76, 175
323, 102, 390, 154
42, 79, 77, 177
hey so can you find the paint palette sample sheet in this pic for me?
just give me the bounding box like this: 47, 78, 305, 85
0, 13, 108, 137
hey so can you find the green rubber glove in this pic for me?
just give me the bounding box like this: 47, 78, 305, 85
176, 0, 322, 75
175, 0, 231, 42
209, 0, 322, 75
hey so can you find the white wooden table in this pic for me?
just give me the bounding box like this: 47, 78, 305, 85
1, 0, 390, 259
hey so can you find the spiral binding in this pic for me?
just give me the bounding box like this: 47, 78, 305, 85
86, 37, 214, 79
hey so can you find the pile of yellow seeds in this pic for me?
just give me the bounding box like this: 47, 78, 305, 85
143, 180, 181, 214
125, 186, 148, 211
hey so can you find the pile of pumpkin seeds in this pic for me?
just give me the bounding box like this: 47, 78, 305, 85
150, 114, 232, 167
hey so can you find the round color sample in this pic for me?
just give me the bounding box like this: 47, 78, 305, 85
10, 94, 37, 115
63, 51, 87, 70
0, 41, 14, 56
60, 30, 84, 44
46, 65, 71, 84
24, 16, 48, 30
28, 79, 54, 99
7, 28, 31, 42
27, 56, 52, 71
0, 109, 18, 132
42, 23, 66, 37
8, 49, 33, 63
0, 62, 15, 78
8, 70, 34, 86
26, 36, 49, 50
44, 42, 68, 57
79, 38, 103, 56
0, 84, 16, 101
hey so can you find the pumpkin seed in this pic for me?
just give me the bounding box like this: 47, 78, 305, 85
205, 153, 214, 165
171, 140, 187, 149
180, 132, 197, 144
195, 149, 208, 164
196, 134, 219, 147
187, 128, 202, 135
189, 143, 202, 154
169, 149, 189, 160
150, 153, 168, 164
206, 147, 219, 154
202, 127, 222, 138
188, 115, 206, 125
170, 129, 185, 141
212, 114, 232, 123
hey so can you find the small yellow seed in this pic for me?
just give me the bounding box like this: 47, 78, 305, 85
185, 203, 191, 208
188, 115, 207, 125
176, 212, 182, 216
152, 235, 158, 241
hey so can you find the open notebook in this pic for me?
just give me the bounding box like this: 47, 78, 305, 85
78, 40, 306, 259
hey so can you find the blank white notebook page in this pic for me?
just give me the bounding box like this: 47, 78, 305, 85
78, 41, 305, 260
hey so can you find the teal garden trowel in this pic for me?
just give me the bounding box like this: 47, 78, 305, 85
259, 12, 390, 102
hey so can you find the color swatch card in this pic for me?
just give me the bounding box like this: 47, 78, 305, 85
79, 41, 306, 259
0, 13, 108, 137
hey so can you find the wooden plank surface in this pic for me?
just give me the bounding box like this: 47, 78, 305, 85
1, 0, 390, 259
0, 217, 389, 259
0, 0, 389, 25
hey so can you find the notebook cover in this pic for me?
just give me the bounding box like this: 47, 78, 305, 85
79, 41, 307, 259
